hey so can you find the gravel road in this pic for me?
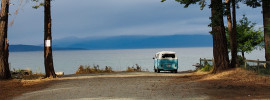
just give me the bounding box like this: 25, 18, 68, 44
14, 72, 209, 100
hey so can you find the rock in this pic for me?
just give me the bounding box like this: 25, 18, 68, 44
56, 72, 64, 76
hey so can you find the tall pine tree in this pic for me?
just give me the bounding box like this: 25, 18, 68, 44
0, 0, 11, 80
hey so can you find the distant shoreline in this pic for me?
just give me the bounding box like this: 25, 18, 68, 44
9, 45, 213, 52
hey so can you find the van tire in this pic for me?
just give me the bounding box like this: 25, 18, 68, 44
154, 69, 157, 72
171, 70, 177, 73
157, 69, 160, 73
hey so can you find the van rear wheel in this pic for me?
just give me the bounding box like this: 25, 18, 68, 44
171, 70, 177, 73
157, 69, 160, 73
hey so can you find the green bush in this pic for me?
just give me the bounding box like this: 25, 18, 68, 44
237, 55, 245, 66
258, 68, 270, 75
200, 63, 213, 72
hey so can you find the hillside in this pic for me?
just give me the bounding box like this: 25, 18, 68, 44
9, 45, 85, 52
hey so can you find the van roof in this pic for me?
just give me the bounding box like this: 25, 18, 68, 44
156, 51, 176, 54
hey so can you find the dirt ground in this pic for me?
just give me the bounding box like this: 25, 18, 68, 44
1, 68, 270, 100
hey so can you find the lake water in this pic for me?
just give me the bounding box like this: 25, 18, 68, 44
9, 47, 265, 74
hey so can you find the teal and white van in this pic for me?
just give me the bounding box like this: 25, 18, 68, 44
153, 51, 178, 73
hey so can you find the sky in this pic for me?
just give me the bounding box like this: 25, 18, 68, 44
8, 0, 263, 45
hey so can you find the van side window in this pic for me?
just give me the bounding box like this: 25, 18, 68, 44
162, 54, 175, 58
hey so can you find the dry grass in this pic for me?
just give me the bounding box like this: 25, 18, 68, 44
201, 68, 270, 87
0, 79, 52, 100
2, 67, 270, 100
75, 65, 113, 74
11, 68, 45, 80
173, 68, 270, 99
125, 64, 142, 72
1, 68, 56, 100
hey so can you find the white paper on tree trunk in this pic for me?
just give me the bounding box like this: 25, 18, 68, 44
45, 40, 51, 47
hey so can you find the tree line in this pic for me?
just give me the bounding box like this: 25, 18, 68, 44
0, 0, 269, 79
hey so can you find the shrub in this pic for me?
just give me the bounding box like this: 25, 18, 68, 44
11, 68, 44, 80
200, 63, 213, 72
125, 64, 142, 72
237, 55, 245, 66
105, 66, 113, 72
75, 65, 113, 74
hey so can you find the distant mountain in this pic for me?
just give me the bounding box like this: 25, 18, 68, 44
54, 34, 213, 49
10, 34, 213, 52
9, 45, 85, 52
9, 45, 43, 52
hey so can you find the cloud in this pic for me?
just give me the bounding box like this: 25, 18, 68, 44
85, 18, 211, 37
7, 0, 263, 45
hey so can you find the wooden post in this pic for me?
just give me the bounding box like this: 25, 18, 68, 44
199, 58, 201, 67
204, 58, 206, 65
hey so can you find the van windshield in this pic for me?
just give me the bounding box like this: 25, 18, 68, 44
162, 54, 175, 58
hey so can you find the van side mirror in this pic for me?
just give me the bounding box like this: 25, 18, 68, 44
152, 57, 155, 59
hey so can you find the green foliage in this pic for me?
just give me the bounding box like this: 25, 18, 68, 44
244, 0, 262, 8
258, 68, 270, 75
237, 55, 245, 65
161, 0, 206, 10
226, 15, 264, 54
200, 62, 213, 72
32, 0, 45, 9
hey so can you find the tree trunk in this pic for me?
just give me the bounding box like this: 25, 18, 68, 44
225, 0, 236, 68
230, 0, 238, 68
241, 51, 245, 60
211, 0, 230, 73
0, 0, 11, 80
44, 0, 56, 78
263, 0, 270, 61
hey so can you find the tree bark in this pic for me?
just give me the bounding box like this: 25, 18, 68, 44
44, 0, 56, 78
263, 0, 270, 61
241, 51, 245, 60
225, 0, 237, 68
230, 0, 238, 68
211, 0, 230, 73
0, 0, 11, 80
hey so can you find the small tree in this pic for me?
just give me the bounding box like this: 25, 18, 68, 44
226, 15, 264, 59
